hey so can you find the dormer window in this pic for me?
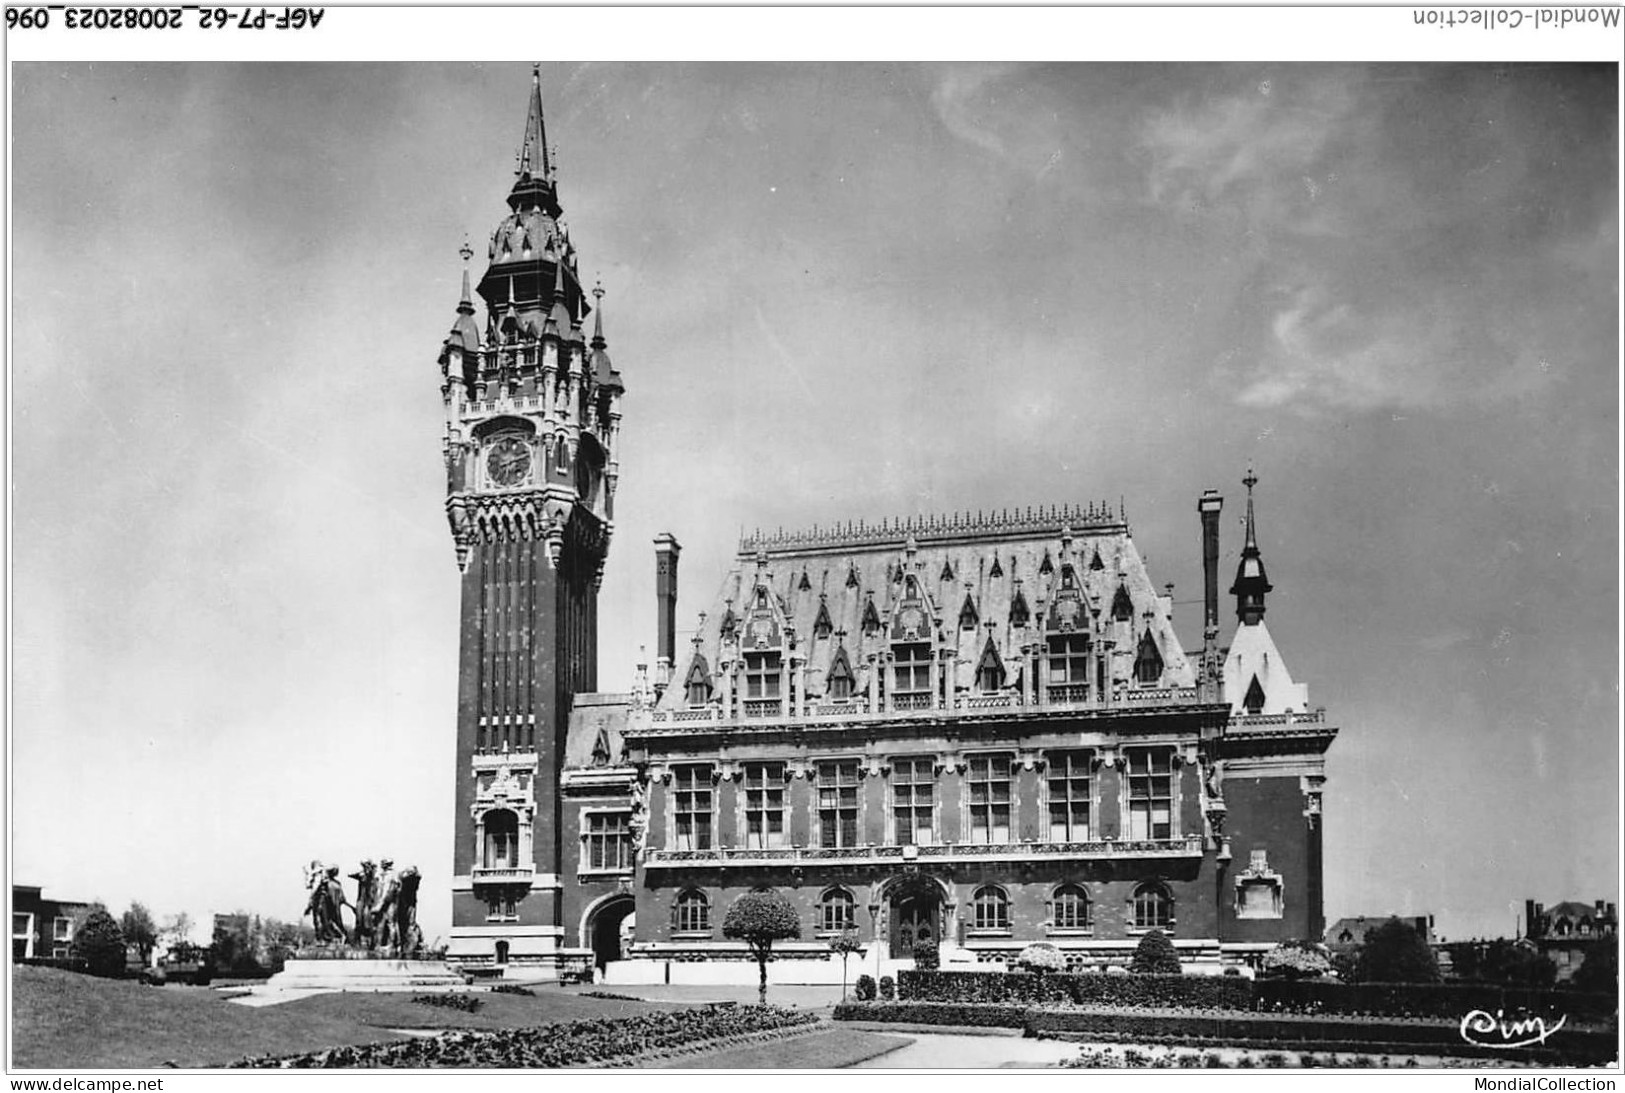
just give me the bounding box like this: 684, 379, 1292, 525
892, 642, 933, 708
958, 593, 979, 630
975, 637, 1005, 693
684, 656, 712, 707
1047, 633, 1090, 696
744, 651, 782, 701
1111, 582, 1134, 622
813, 598, 834, 640
861, 597, 882, 636
1134, 628, 1164, 685
826, 646, 856, 701
1243, 675, 1266, 715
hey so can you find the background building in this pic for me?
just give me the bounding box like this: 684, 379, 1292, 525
1525, 898, 1617, 983
11, 886, 88, 962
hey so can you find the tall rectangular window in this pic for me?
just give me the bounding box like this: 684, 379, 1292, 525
1127, 749, 1174, 841
892, 643, 934, 708
966, 754, 1012, 844
1046, 751, 1092, 841
743, 762, 786, 849
52, 917, 72, 942
674, 764, 713, 850
586, 811, 633, 871
744, 652, 782, 699
817, 759, 860, 848
1047, 633, 1090, 687
892, 758, 935, 845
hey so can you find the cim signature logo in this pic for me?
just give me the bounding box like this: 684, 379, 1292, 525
1459, 1008, 1568, 1050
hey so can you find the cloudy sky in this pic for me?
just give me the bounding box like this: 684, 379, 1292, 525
10, 60, 1617, 946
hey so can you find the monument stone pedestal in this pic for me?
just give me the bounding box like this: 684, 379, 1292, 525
261, 951, 467, 994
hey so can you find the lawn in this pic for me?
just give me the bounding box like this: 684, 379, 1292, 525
10, 967, 694, 1070
650, 1027, 913, 1069
12, 966, 406, 1069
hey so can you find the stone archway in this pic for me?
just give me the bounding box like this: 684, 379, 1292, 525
585, 894, 636, 972
884, 873, 949, 959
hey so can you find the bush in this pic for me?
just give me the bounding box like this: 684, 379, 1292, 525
413, 993, 483, 1013
912, 939, 939, 971
1130, 930, 1181, 975
1260, 940, 1333, 980
855, 974, 876, 1001
1016, 942, 1067, 974
72, 909, 126, 978
1353, 918, 1439, 984
878, 975, 895, 1000
233, 1005, 819, 1067
1571, 944, 1618, 994
1254, 978, 1616, 1022
490, 983, 535, 996
832, 1001, 1028, 1028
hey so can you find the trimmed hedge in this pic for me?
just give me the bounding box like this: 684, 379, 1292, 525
833, 1001, 1029, 1029
1254, 979, 1618, 1023
897, 969, 1617, 1025
1026, 1009, 1617, 1066
897, 970, 1252, 1010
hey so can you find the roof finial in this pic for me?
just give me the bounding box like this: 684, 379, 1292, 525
1230, 464, 1272, 625
591, 279, 606, 349
457, 237, 475, 311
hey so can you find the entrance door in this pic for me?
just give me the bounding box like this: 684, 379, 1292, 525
588, 896, 635, 971
890, 895, 940, 958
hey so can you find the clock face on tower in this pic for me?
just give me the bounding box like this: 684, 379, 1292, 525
486, 436, 532, 488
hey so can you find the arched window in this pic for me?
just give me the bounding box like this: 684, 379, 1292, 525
1132, 882, 1173, 931
1052, 884, 1092, 930
972, 885, 1010, 932
672, 889, 710, 934
483, 809, 519, 869
818, 887, 856, 933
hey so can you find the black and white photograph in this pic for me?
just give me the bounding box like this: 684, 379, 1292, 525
6, 5, 1622, 1079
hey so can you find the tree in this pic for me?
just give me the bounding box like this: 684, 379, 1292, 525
1478, 939, 1557, 988
1129, 929, 1181, 974
72, 908, 126, 977
1354, 917, 1441, 983
120, 902, 159, 965
162, 911, 195, 948
722, 888, 801, 1005
829, 928, 864, 1000
1571, 944, 1617, 994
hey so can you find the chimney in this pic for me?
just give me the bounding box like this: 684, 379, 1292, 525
1198, 489, 1224, 696
653, 534, 682, 695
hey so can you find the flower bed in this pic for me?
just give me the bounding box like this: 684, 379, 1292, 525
229, 1006, 820, 1068
897, 970, 1252, 1010
832, 1001, 1029, 1029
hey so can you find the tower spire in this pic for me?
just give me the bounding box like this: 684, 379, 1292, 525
1230, 465, 1273, 625
517, 63, 552, 183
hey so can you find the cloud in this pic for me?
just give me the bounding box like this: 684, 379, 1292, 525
1141, 68, 1616, 415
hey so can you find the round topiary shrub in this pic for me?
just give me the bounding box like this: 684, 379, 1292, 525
878, 974, 895, 1000
72, 908, 126, 978
1129, 929, 1181, 975
855, 973, 877, 1001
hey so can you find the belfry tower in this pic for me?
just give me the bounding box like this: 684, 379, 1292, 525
437, 67, 624, 972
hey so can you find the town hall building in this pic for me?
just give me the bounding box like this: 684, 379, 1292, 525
438, 70, 1339, 979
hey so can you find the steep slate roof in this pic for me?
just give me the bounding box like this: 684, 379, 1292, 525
657, 505, 1196, 712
